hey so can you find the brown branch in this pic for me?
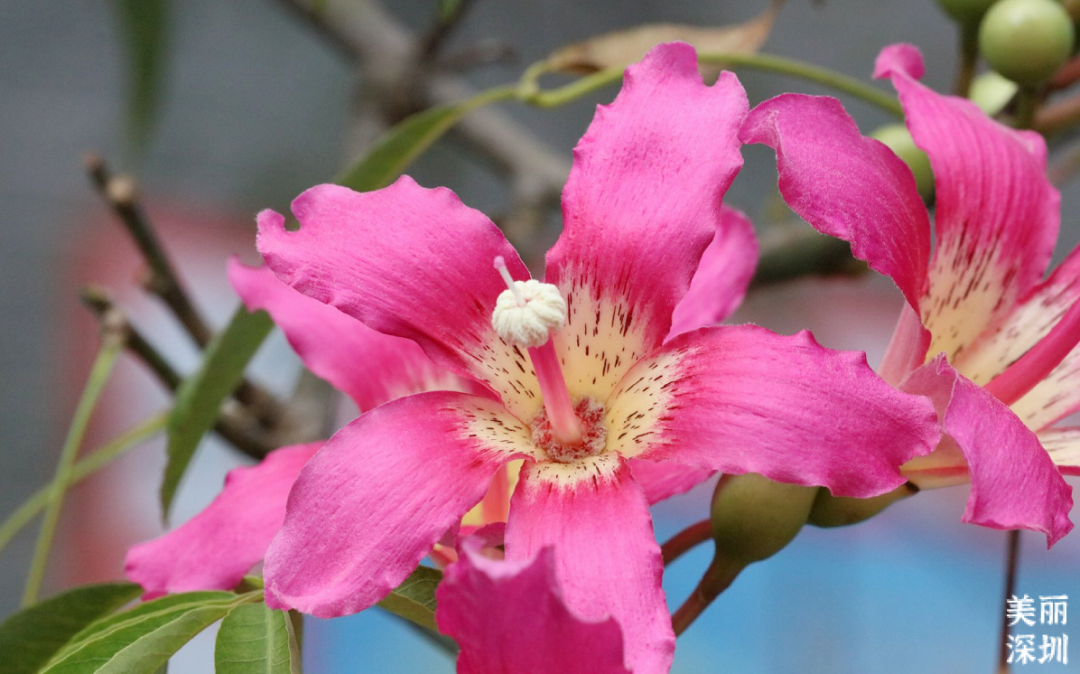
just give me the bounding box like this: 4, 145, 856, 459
1034, 93, 1080, 135
276, 0, 570, 247
996, 530, 1021, 674
84, 154, 214, 349
83, 154, 286, 420
80, 286, 279, 460
670, 554, 740, 636
417, 0, 480, 61
1049, 55, 1080, 91
661, 519, 712, 566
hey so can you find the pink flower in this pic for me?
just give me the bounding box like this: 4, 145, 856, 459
256, 43, 938, 674
123, 203, 751, 596
742, 43, 1075, 546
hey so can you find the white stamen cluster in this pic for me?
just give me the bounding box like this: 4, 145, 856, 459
491, 280, 567, 348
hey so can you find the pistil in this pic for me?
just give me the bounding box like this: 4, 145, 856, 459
491, 257, 583, 445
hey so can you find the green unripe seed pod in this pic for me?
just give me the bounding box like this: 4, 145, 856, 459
871, 124, 935, 202
979, 0, 1076, 87
709, 473, 817, 567
968, 70, 1020, 114
935, 0, 999, 23
807, 484, 917, 528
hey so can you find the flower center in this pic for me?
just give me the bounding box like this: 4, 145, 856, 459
490, 256, 583, 445
532, 398, 607, 463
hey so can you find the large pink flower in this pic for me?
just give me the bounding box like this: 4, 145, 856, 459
742, 43, 1075, 546
256, 43, 938, 674
123, 200, 756, 596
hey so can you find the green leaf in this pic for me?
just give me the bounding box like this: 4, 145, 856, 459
215, 603, 300, 674
437, 0, 462, 22
376, 566, 442, 631
334, 86, 515, 193
42, 591, 259, 674
162, 304, 274, 516
0, 583, 142, 674
112, 0, 169, 152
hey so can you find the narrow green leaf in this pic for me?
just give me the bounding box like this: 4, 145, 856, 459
0, 583, 142, 674
112, 0, 169, 152
215, 603, 300, 674
42, 591, 260, 674
376, 566, 442, 631
162, 305, 274, 516
437, 0, 462, 22
334, 85, 516, 193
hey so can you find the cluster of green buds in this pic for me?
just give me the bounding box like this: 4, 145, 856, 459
872, 0, 1077, 205
939, 0, 1076, 87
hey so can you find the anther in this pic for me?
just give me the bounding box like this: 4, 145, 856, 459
491, 258, 568, 349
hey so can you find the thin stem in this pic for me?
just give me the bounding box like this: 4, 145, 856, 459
954, 22, 979, 97
1035, 93, 1080, 135
1013, 88, 1040, 130
81, 287, 277, 459
0, 413, 167, 558
671, 554, 741, 636
84, 164, 279, 434
661, 519, 712, 566
701, 53, 904, 117
997, 530, 1021, 674
1048, 139, 1080, 186
84, 155, 213, 349
418, 0, 478, 60
22, 331, 124, 606
82, 286, 181, 389
1049, 55, 1080, 90
518, 52, 904, 118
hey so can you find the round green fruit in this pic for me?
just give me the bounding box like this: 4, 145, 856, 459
979, 0, 1075, 86
871, 124, 935, 202
968, 70, 1020, 114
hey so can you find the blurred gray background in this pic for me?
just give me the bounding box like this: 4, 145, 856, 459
2, 0, 1078, 671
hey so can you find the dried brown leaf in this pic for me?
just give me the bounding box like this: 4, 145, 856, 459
548, 0, 785, 77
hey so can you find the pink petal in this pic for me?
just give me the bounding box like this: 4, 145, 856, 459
875, 44, 1061, 363
1037, 428, 1080, 476
125, 442, 321, 598
667, 206, 759, 339
740, 92, 931, 314
505, 457, 673, 674
263, 392, 539, 617
256, 179, 541, 421
545, 43, 748, 401
608, 325, 940, 498
229, 260, 481, 410
1013, 350, 1080, 432
957, 245, 1080, 386
437, 540, 630, 674
901, 356, 1073, 546
959, 246, 1080, 431
630, 459, 715, 505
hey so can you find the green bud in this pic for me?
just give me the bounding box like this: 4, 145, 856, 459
807, 484, 917, 528
935, 0, 999, 23
871, 124, 935, 202
709, 473, 817, 567
968, 70, 1020, 114
979, 0, 1076, 86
